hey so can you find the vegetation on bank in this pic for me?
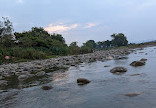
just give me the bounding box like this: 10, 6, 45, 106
0, 17, 133, 64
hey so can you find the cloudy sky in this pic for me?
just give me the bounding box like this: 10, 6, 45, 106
0, 0, 156, 45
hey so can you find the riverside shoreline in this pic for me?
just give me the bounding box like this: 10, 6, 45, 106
0, 48, 131, 90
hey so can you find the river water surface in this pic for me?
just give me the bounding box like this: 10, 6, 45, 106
1, 46, 156, 108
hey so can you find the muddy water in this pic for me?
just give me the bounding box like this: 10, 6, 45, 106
1, 46, 156, 108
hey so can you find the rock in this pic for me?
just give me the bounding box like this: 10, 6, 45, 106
129, 73, 142, 76
115, 56, 128, 60
106, 56, 114, 60
140, 58, 147, 61
36, 65, 43, 69
35, 71, 46, 77
130, 61, 145, 66
139, 52, 144, 53
104, 65, 110, 67
0, 80, 8, 89
125, 93, 141, 97
0, 76, 3, 80
41, 86, 53, 90
23, 67, 29, 71
110, 67, 127, 73
77, 78, 90, 85
18, 74, 30, 81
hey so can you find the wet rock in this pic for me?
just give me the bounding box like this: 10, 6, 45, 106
115, 56, 128, 60
35, 71, 46, 77
140, 58, 147, 61
41, 86, 53, 90
104, 65, 110, 67
125, 93, 141, 97
0, 80, 8, 89
130, 61, 145, 66
77, 78, 90, 85
129, 73, 142, 76
110, 67, 127, 74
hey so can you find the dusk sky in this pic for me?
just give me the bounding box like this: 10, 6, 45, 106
1, 0, 156, 45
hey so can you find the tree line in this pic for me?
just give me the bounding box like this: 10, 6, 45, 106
0, 17, 128, 64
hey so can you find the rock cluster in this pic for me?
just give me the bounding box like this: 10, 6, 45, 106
0, 49, 129, 89
130, 58, 147, 67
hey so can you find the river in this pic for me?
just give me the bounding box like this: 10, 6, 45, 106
1, 46, 156, 108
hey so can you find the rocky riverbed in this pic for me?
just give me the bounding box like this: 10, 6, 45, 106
0, 48, 131, 90
1, 46, 156, 108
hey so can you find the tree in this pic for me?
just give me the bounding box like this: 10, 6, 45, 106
111, 33, 128, 47
0, 17, 15, 47
69, 42, 80, 55
0, 17, 14, 37
84, 40, 96, 49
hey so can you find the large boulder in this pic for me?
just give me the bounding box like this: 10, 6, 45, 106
130, 61, 145, 66
110, 67, 127, 74
77, 78, 90, 85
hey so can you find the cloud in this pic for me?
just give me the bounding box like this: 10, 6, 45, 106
44, 24, 79, 33
17, 0, 24, 4
84, 23, 98, 28
134, 0, 156, 11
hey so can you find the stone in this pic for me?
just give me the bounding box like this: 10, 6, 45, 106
35, 71, 46, 77
140, 58, 147, 61
18, 74, 30, 81
106, 56, 114, 60
130, 61, 145, 66
104, 65, 110, 67
110, 67, 127, 73
77, 78, 90, 85
129, 73, 142, 76
125, 93, 141, 97
41, 86, 53, 90
0, 80, 8, 89
0, 76, 3, 80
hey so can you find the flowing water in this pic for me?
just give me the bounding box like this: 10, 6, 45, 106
1, 46, 156, 108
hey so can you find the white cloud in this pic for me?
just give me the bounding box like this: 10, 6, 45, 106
44, 24, 79, 33
17, 0, 24, 4
84, 23, 98, 28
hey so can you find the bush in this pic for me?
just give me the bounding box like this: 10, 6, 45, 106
11, 47, 47, 60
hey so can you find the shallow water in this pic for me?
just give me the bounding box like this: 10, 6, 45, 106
1, 46, 156, 108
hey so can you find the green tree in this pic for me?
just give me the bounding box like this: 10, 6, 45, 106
111, 33, 128, 47
0, 17, 15, 47
85, 40, 96, 49
69, 42, 80, 55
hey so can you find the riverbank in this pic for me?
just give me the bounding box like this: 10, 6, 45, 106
1, 46, 156, 108
0, 48, 130, 90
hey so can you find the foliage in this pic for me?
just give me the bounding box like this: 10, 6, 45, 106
0, 18, 130, 64
69, 42, 80, 55
0, 17, 15, 47
111, 33, 128, 47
